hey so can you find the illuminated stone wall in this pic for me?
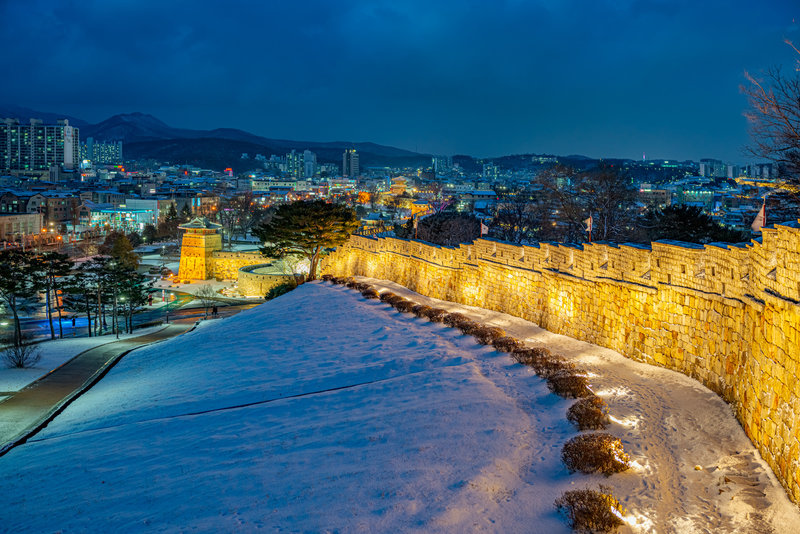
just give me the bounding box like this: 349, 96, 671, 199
211, 251, 264, 280
321, 222, 800, 503
237, 264, 296, 297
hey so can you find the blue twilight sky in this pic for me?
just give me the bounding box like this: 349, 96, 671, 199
0, 0, 798, 162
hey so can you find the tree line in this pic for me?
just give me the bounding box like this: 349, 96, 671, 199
0, 234, 151, 348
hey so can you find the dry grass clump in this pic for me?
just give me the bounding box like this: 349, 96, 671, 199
555, 485, 625, 533
384, 295, 407, 306
411, 304, 432, 317
472, 326, 506, 345
561, 433, 630, 476
442, 312, 470, 328
547, 370, 592, 399
361, 288, 380, 299
354, 282, 372, 291
321, 274, 335, 282
379, 292, 398, 302
394, 300, 416, 313
567, 396, 611, 431
421, 307, 449, 322
457, 320, 482, 335
512, 348, 577, 379
346, 279, 360, 288
511, 346, 551, 365
492, 336, 524, 352
331, 276, 349, 285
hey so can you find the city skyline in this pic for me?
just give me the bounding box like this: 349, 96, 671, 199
1, 0, 798, 162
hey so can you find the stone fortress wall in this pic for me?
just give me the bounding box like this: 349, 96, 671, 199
210, 251, 264, 281
321, 221, 800, 503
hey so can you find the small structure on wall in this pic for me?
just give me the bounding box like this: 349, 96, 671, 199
178, 218, 224, 280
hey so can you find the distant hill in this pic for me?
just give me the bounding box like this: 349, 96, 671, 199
124, 137, 431, 172
0, 104, 88, 127
0, 106, 432, 170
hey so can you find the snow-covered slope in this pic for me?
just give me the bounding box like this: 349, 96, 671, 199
1, 281, 798, 533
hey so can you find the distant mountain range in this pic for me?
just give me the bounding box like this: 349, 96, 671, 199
0, 106, 435, 171
1, 105, 605, 172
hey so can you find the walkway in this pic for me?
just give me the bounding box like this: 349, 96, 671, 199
0, 322, 195, 455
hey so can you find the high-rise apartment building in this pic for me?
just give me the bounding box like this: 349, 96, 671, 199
343, 148, 359, 178
0, 118, 80, 172
303, 150, 317, 178
82, 137, 123, 165
285, 149, 303, 179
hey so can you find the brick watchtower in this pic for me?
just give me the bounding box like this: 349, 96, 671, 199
178, 217, 223, 280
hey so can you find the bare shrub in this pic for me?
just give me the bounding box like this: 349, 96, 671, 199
412, 304, 432, 317
2, 343, 42, 369
394, 300, 416, 313
492, 336, 524, 352
473, 326, 506, 345
512, 348, 577, 379
567, 396, 611, 431
421, 307, 449, 322
331, 276, 347, 285
443, 312, 470, 328
379, 292, 397, 302
555, 485, 625, 533
511, 346, 551, 365
385, 295, 407, 306
361, 288, 380, 299
547, 371, 592, 398
321, 274, 335, 282
456, 319, 482, 335
346, 279, 359, 288
355, 282, 372, 291
561, 433, 630, 476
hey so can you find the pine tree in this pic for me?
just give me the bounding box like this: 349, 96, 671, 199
37, 252, 74, 339
0, 250, 42, 347
253, 200, 359, 280
110, 234, 139, 269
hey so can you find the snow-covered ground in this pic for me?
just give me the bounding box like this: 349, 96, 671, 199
0, 325, 166, 393
1, 281, 798, 532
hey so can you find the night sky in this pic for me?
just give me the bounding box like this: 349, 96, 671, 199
1, 0, 798, 162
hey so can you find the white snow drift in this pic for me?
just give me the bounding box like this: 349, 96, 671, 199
0, 281, 797, 533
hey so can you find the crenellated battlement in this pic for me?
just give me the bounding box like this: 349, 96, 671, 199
322, 220, 800, 503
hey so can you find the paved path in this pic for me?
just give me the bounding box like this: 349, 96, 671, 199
0, 322, 195, 455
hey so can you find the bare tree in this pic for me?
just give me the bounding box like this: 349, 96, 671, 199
491, 188, 542, 244
218, 192, 269, 247
534, 165, 638, 243
742, 39, 800, 186
194, 285, 217, 319
2, 342, 41, 368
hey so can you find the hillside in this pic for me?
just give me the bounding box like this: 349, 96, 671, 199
82, 112, 431, 168
1, 281, 797, 532
1, 106, 432, 169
